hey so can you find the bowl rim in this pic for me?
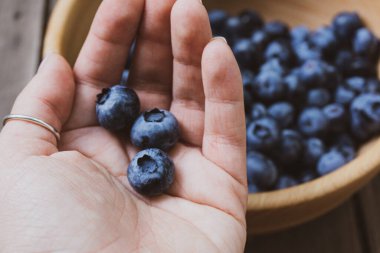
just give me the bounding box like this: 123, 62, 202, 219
45, 0, 380, 213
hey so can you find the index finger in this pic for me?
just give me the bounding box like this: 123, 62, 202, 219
66, 0, 144, 130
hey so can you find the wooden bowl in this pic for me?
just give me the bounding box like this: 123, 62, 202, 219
44, 0, 380, 234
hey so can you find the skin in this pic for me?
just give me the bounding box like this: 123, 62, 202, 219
0, 0, 247, 252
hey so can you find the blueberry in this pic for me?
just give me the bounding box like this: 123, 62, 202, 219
225, 16, 244, 42
353, 28, 378, 59
331, 145, 356, 162
335, 85, 356, 106
233, 39, 261, 70
303, 137, 326, 166
247, 151, 278, 189
335, 50, 376, 77
264, 21, 290, 40
298, 107, 328, 137
275, 175, 298, 190
349, 57, 377, 77
260, 58, 287, 76
120, 70, 130, 85
208, 10, 229, 36
127, 149, 175, 197
317, 150, 347, 176
334, 50, 359, 77
268, 102, 295, 128
332, 12, 363, 42
310, 26, 338, 57
297, 59, 327, 88
307, 88, 331, 107
272, 129, 303, 166
244, 92, 253, 115
242, 70, 255, 112
253, 70, 285, 102
284, 73, 307, 102
293, 42, 322, 63
346, 77, 367, 93
248, 183, 260, 193
333, 134, 357, 149
350, 94, 380, 140
242, 70, 255, 93
291, 26, 310, 45
299, 170, 318, 183
247, 117, 281, 151
238, 10, 264, 36
131, 108, 179, 151
365, 78, 380, 94
264, 40, 294, 66
250, 103, 267, 120
125, 40, 136, 69
323, 63, 340, 90
323, 103, 347, 132
96, 85, 140, 131
251, 30, 270, 51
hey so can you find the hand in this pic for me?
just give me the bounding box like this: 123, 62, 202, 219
0, 0, 247, 252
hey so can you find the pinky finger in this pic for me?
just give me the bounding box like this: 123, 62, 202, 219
202, 38, 247, 186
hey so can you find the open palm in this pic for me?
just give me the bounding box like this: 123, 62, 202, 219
0, 0, 247, 252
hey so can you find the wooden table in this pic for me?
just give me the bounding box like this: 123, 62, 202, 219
0, 1, 379, 252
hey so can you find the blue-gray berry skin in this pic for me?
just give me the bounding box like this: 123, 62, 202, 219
293, 42, 322, 64
208, 9, 229, 36
317, 150, 347, 176
273, 129, 303, 166
303, 138, 326, 167
284, 72, 307, 102
96, 85, 140, 131
120, 70, 130, 85
275, 175, 298, 190
238, 10, 264, 36
350, 94, 380, 141
127, 149, 175, 197
268, 102, 295, 128
297, 59, 327, 88
250, 103, 267, 120
260, 58, 287, 76
247, 117, 280, 151
291, 26, 310, 46
264, 20, 290, 40
307, 88, 331, 108
298, 107, 328, 137
323, 103, 347, 132
299, 170, 318, 184
309, 26, 338, 57
253, 70, 285, 102
264, 40, 294, 66
248, 183, 260, 193
131, 108, 179, 151
335, 85, 356, 105
332, 12, 363, 42
247, 151, 278, 189
353, 28, 378, 58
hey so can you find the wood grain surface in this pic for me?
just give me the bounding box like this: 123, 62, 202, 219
0, 0, 379, 252
0, 0, 46, 119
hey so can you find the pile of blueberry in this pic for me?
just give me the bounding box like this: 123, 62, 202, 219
96, 86, 179, 197
209, 10, 380, 193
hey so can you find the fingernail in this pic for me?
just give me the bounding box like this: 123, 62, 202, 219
38, 53, 54, 71
211, 36, 228, 44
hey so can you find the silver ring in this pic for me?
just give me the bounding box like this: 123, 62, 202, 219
2, 114, 60, 142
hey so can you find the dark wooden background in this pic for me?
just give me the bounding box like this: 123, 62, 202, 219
0, 1, 380, 252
